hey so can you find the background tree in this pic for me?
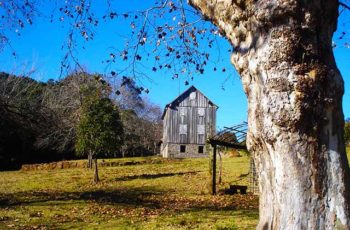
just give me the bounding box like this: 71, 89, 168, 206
76, 91, 123, 183
119, 106, 162, 157
39, 71, 110, 158
0, 71, 107, 168
116, 78, 162, 157
0, 72, 48, 169
0, 71, 161, 170
113, 77, 145, 114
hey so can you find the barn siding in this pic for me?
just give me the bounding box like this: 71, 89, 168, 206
162, 87, 217, 152
163, 106, 216, 144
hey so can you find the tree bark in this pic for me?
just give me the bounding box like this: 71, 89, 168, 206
87, 151, 93, 169
189, 0, 350, 228
93, 157, 99, 183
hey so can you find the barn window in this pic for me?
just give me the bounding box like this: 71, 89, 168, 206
198, 108, 205, 125
190, 92, 196, 100
180, 145, 186, 153
197, 125, 205, 134
180, 124, 187, 134
198, 108, 205, 116
190, 92, 196, 106
198, 146, 204, 154
179, 108, 186, 124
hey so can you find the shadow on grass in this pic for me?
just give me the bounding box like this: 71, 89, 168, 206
0, 190, 258, 230
0, 188, 162, 208
115, 171, 200, 181
0, 186, 258, 213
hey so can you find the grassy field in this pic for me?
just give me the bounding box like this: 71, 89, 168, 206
0, 156, 258, 230
1, 148, 349, 230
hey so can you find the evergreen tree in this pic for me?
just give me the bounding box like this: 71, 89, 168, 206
76, 92, 123, 183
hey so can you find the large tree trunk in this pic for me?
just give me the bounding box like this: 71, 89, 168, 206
189, 0, 350, 228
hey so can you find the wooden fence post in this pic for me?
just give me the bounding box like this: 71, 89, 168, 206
212, 144, 217, 195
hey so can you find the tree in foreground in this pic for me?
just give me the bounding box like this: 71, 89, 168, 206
189, 0, 350, 228
76, 92, 123, 183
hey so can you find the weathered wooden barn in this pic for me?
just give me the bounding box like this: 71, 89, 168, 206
161, 86, 218, 158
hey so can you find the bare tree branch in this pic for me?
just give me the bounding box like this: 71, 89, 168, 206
340, 2, 350, 10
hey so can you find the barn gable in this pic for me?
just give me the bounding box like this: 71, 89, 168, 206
161, 86, 218, 119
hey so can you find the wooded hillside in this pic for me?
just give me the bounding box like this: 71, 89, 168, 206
0, 72, 162, 170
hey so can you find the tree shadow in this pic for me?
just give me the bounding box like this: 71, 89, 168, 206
0, 187, 258, 212
0, 188, 259, 230
115, 171, 200, 181
0, 187, 163, 209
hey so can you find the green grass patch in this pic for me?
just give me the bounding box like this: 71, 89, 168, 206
0, 156, 258, 229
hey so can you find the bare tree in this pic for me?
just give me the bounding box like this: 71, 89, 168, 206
118, 102, 162, 157
0, 72, 52, 168
38, 72, 107, 155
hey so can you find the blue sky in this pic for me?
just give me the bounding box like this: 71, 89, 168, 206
0, 1, 349, 128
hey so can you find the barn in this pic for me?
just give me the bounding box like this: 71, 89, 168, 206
161, 86, 218, 158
